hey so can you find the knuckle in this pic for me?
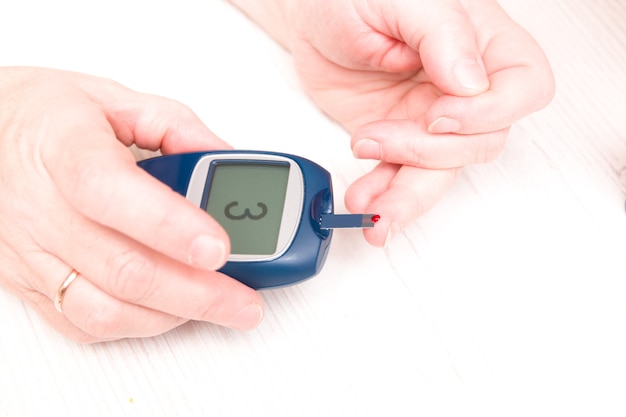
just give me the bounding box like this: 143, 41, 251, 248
168, 99, 196, 117
190, 279, 228, 322
69, 153, 108, 195
106, 250, 156, 302
539, 73, 557, 108
525, 66, 556, 112
67, 153, 120, 219
470, 133, 505, 165
485, 131, 508, 161
406, 137, 427, 167
137, 98, 195, 136
80, 302, 126, 340
469, 146, 490, 165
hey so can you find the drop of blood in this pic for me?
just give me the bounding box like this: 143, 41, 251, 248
371, 214, 381, 223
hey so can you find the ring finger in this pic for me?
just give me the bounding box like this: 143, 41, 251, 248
28, 255, 187, 343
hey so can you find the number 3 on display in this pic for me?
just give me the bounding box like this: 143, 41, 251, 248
224, 201, 268, 221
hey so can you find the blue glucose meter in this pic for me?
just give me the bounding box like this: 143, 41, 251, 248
138, 151, 378, 289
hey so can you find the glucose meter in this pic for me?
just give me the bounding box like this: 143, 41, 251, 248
138, 151, 378, 289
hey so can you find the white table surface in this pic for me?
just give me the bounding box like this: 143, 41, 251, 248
1, 0, 625, 416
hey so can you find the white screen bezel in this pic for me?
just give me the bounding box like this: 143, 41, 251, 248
186, 153, 304, 262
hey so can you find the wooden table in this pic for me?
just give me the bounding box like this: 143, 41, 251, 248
1, 0, 625, 415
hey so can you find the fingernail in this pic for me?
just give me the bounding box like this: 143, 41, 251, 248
428, 117, 461, 134
453, 57, 489, 92
352, 139, 382, 160
188, 234, 227, 270
230, 303, 264, 330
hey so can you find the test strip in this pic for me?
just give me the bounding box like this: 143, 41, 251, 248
319, 213, 380, 229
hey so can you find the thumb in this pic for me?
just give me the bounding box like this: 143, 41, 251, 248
397, 0, 489, 96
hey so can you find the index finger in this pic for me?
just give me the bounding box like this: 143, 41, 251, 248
45, 117, 230, 272
345, 163, 459, 247
351, 118, 509, 169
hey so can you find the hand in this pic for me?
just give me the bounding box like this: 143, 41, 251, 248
286, 0, 555, 246
0, 67, 264, 343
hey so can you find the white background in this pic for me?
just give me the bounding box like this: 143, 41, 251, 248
1, 0, 625, 416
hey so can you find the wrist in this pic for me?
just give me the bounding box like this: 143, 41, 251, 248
228, 0, 295, 50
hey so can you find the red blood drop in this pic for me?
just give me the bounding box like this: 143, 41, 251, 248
371, 214, 381, 223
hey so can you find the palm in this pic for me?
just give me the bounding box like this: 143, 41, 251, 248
293, 42, 440, 134
286, 0, 554, 246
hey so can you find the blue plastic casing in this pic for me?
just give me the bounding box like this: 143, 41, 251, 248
137, 151, 334, 289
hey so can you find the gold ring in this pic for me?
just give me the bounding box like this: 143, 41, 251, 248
55, 269, 79, 314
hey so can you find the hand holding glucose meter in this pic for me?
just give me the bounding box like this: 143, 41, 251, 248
138, 151, 378, 289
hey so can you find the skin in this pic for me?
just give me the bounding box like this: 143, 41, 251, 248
0, 0, 554, 342
0, 68, 263, 343
231, 0, 555, 245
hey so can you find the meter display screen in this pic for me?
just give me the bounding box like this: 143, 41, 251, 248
204, 162, 290, 255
